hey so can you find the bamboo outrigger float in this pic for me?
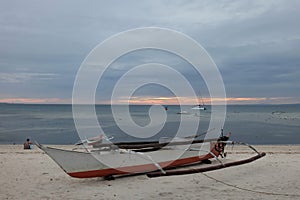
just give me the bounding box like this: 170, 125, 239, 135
36, 132, 265, 179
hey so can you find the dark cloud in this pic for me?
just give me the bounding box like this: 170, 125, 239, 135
0, 0, 299, 103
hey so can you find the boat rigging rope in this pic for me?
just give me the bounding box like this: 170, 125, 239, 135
200, 172, 300, 197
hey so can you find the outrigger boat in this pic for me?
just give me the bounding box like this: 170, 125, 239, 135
36, 131, 265, 179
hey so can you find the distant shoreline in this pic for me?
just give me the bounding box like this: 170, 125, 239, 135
1, 102, 300, 106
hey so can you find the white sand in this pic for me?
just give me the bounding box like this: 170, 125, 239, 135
1, 145, 300, 200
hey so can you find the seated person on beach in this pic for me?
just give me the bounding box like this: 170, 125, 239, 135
24, 138, 32, 149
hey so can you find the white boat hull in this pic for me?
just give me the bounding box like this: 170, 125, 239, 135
38, 141, 223, 178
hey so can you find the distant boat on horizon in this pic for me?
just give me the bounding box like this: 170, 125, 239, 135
192, 104, 207, 110
176, 111, 189, 114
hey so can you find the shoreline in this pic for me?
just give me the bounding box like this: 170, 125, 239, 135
1, 145, 300, 200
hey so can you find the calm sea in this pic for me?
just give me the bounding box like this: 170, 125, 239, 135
0, 103, 299, 144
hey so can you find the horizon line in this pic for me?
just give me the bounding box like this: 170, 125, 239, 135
1, 102, 300, 106
0, 96, 299, 105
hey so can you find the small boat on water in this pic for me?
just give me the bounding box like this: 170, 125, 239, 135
176, 111, 189, 114
192, 104, 207, 110
36, 131, 265, 179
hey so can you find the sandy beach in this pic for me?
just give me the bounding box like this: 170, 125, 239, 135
1, 145, 299, 200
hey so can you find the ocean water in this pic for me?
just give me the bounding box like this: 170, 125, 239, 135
0, 103, 299, 144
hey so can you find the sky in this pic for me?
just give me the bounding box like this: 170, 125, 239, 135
0, 0, 299, 105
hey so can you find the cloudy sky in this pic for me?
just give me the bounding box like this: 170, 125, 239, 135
0, 0, 299, 104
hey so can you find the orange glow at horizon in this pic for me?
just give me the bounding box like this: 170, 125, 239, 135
0, 98, 70, 104
0, 96, 297, 105
112, 96, 275, 105
113, 96, 297, 105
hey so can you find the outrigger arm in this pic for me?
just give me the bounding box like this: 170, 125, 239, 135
147, 141, 266, 178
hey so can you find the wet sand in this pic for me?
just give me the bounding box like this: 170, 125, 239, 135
1, 145, 299, 200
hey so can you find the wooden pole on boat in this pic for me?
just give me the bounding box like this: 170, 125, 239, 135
147, 152, 266, 178
98, 136, 230, 150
